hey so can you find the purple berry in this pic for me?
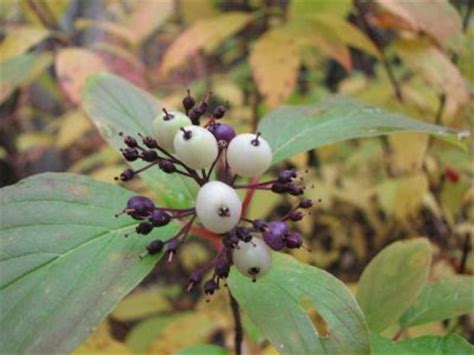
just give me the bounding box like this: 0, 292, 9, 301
212, 105, 226, 119
215, 258, 230, 278
182, 90, 196, 112
289, 210, 303, 221
278, 169, 297, 183
203, 279, 218, 295
148, 209, 171, 227
235, 227, 253, 242
122, 147, 139, 161
159, 160, 176, 173
262, 221, 288, 251
252, 219, 268, 232
208, 123, 236, 143
136, 222, 153, 235
271, 182, 289, 194
119, 169, 135, 182
141, 150, 158, 162
146, 239, 164, 254
126, 196, 155, 219
123, 135, 138, 148
299, 198, 313, 209
285, 232, 303, 249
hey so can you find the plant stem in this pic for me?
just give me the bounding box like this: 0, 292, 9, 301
241, 177, 260, 218
228, 290, 243, 355
458, 234, 471, 274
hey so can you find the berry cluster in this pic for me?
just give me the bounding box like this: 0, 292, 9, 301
115, 91, 312, 297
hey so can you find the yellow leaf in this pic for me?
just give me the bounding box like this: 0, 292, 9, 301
290, 0, 352, 19
56, 110, 92, 149
388, 132, 429, 174
111, 287, 172, 322
73, 321, 130, 354
394, 38, 469, 119
311, 14, 381, 59
376, 0, 463, 51
181, 0, 218, 24
147, 313, 217, 354
74, 19, 136, 43
0, 26, 49, 62
126, 0, 174, 44
55, 48, 108, 104
250, 30, 300, 108
160, 13, 251, 76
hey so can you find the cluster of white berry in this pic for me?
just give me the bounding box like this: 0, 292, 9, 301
116, 91, 311, 296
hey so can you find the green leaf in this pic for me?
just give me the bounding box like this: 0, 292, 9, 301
175, 344, 228, 355
81, 73, 197, 208
228, 253, 370, 354
371, 333, 473, 354
356, 239, 432, 333
0, 173, 177, 354
0, 52, 53, 103
126, 316, 175, 354
400, 274, 474, 328
257, 96, 470, 164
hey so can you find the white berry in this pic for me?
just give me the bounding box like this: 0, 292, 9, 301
195, 181, 242, 233
226, 133, 272, 177
233, 237, 272, 281
153, 110, 191, 153
173, 125, 218, 169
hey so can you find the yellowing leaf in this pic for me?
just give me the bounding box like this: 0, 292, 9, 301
55, 48, 108, 104
250, 30, 300, 108
126, 0, 174, 44
388, 132, 429, 174
290, 0, 352, 19
311, 14, 381, 59
148, 313, 216, 354
160, 13, 251, 76
73, 321, 130, 354
56, 110, 92, 149
111, 287, 172, 322
376, 0, 463, 51
74, 19, 135, 43
394, 38, 469, 119
181, 0, 218, 24
0, 26, 49, 62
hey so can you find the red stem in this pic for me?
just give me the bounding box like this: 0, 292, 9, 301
241, 177, 259, 218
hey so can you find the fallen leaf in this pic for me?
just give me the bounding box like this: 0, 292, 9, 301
0, 26, 49, 61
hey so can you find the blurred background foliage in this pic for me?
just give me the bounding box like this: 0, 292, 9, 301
0, 0, 472, 353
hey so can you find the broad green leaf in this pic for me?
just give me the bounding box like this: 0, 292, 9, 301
356, 239, 432, 333
56, 48, 108, 104
376, 0, 463, 51
400, 274, 474, 328
160, 13, 251, 76
176, 344, 228, 355
0, 26, 49, 61
228, 253, 370, 354
82, 73, 197, 208
371, 333, 473, 354
257, 96, 470, 164
111, 287, 171, 321
250, 30, 300, 108
0, 52, 52, 103
0, 173, 177, 354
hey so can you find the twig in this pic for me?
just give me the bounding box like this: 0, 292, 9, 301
458, 234, 471, 274
229, 290, 243, 355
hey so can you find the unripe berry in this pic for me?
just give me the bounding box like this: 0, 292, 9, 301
285, 232, 303, 249
233, 238, 272, 281
173, 126, 218, 170
146, 239, 164, 254
195, 181, 242, 233
126, 196, 155, 219
153, 110, 191, 153
226, 133, 272, 177
122, 148, 139, 161
136, 222, 153, 235
141, 150, 158, 162
212, 105, 226, 119
148, 209, 171, 227
203, 279, 218, 295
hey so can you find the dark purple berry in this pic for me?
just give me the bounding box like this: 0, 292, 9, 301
188, 108, 201, 125
288, 185, 304, 196
262, 221, 288, 251
141, 150, 158, 162
222, 233, 240, 249
289, 210, 303, 221
122, 147, 139, 161
159, 160, 176, 173
182, 90, 195, 112
142, 136, 158, 149
187, 270, 203, 291
215, 258, 230, 278
285, 232, 303, 249
235, 227, 253, 242
124, 135, 138, 148
203, 279, 218, 295
212, 105, 226, 119
126, 196, 155, 218
120, 169, 135, 181
146, 239, 164, 254
208, 123, 236, 143
136, 222, 153, 235
299, 198, 313, 209
278, 169, 297, 183
252, 219, 268, 232
149, 209, 171, 227
271, 182, 289, 194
